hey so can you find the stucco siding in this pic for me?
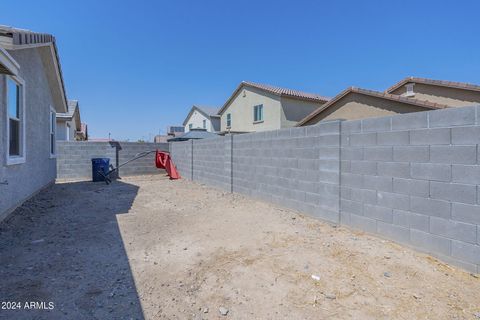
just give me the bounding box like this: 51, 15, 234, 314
280, 97, 325, 128
0, 47, 57, 220
220, 86, 282, 132
185, 110, 215, 132
56, 120, 67, 140
390, 83, 480, 107
302, 93, 429, 125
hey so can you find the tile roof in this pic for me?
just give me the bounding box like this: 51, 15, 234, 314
296, 87, 450, 126
0, 25, 68, 113
182, 105, 220, 126
386, 77, 480, 94
195, 106, 220, 117
218, 81, 330, 115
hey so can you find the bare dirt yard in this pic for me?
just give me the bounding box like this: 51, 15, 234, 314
1, 175, 479, 319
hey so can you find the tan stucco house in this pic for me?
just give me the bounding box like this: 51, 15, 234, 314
386, 77, 480, 107
297, 87, 448, 126
217, 81, 329, 133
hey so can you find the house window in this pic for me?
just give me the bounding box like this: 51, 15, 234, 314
6, 76, 25, 164
203, 119, 206, 129
253, 104, 263, 122
49, 107, 56, 157
189, 123, 193, 130
405, 83, 415, 97
226, 113, 231, 127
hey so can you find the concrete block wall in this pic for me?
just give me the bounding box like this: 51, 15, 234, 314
232, 122, 341, 223
170, 106, 480, 273
340, 106, 480, 273
192, 137, 231, 191
170, 141, 192, 180
57, 141, 169, 181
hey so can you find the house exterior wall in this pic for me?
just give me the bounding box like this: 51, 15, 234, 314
301, 93, 429, 126
280, 97, 325, 127
185, 110, 214, 133
56, 119, 75, 141
220, 87, 282, 132
0, 48, 57, 221
390, 83, 480, 107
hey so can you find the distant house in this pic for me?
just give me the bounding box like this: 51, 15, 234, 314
56, 100, 84, 141
217, 81, 329, 133
167, 126, 185, 136
0, 26, 68, 220
78, 122, 88, 141
386, 77, 480, 107
183, 105, 220, 133
297, 87, 449, 126
168, 128, 218, 142
154, 126, 184, 142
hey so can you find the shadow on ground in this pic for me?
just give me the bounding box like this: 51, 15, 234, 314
0, 180, 144, 319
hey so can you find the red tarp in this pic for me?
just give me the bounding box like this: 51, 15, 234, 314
155, 150, 181, 179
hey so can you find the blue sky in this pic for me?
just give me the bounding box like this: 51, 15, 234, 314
2, 0, 480, 140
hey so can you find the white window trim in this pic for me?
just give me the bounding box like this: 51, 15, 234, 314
405, 83, 415, 97
6, 75, 26, 166
49, 105, 56, 158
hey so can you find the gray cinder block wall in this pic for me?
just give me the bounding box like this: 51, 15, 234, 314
171, 105, 480, 273
56, 141, 169, 181
340, 106, 480, 273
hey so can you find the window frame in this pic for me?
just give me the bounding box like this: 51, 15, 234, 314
202, 119, 206, 129
6, 75, 26, 166
226, 113, 231, 128
405, 83, 415, 97
188, 123, 193, 130
253, 104, 263, 123
49, 105, 56, 158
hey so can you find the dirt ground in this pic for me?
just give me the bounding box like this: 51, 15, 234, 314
0, 175, 479, 319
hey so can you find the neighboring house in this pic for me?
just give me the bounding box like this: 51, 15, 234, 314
167, 126, 185, 136
0, 26, 68, 220
183, 105, 220, 133
217, 81, 329, 133
297, 87, 449, 126
154, 126, 184, 142
78, 122, 88, 141
168, 128, 218, 142
386, 77, 480, 107
56, 99, 83, 141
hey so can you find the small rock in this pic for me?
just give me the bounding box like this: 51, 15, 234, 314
474, 312, 480, 319
183, 247, 188, 250
470, 273, 479, 279
311, 275, 320, 281
203, 307, 209, 313
219, 307, 229, 316
383, 272, 391, 278
324, 293, 336, 300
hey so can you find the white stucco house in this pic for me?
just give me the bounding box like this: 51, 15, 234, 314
217, 81, 330, 133
56, 99, 84, 141
183, 105, 220, 133
0, 25, 69, 220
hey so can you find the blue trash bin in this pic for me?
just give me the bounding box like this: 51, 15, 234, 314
91, 158, 110, 182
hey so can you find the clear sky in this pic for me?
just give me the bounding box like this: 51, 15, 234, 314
2, 0, 480, 141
